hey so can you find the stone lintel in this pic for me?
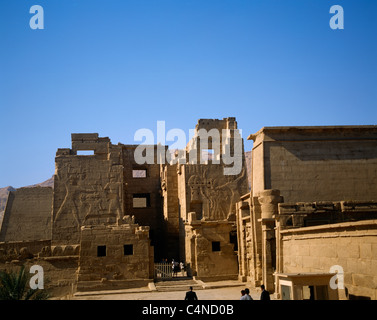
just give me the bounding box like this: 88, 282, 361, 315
279, 200, 377, 215
56, 148, 72, 156
248, 125, 377, 144
279, 219, 377, 235
71, 133, 99, 141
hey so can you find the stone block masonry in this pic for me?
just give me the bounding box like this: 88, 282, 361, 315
0, 187, 52, 242
76, 222, 154, 292
248, 126, 377, 203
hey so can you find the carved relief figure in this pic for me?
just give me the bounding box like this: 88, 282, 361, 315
104, 179, 123, 220
54, 173, 82, 226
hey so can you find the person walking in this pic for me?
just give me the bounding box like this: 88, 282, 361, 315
172, 259, 176, 277
244, 288, 253, 300
173, 261, 180, 277
185, 286, 198, 300
260, 285, 270, 300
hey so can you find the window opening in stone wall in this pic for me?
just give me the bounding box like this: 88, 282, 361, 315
229, 231, 238, 251
132, 169, 147, 178
281, 285, 291, 300
97, 245, 106, 257
124, 244, 133, 255
133, 193, 151, 208
212, 241, 221, 252
77, 150, 95, 155
201, 149, 214, 162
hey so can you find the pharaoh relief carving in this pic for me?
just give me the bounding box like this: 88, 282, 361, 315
54, 169, 88, 226
104, 177, 123, 222
54, 161, 122, 227
187, 165, 247, 221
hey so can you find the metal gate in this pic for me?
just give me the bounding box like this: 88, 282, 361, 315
154, 263, 172, 280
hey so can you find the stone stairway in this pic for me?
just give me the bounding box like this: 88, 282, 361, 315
154, 278, 203, 292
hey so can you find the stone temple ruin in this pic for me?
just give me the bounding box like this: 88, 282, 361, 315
1, 118, 377, 300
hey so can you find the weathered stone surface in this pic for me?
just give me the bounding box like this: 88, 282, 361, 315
52, 135, 124, 245
185, 216, 238, 281
0, 187, 52, 242
2, 121, 377, 299
248, 126, 377, 203
278, 219, 377, 299
76, 222, 153, 291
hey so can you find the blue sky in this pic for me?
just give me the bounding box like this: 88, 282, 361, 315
0, 0, 376, 188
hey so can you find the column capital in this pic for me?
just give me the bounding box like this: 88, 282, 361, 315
258, 189, 283, 220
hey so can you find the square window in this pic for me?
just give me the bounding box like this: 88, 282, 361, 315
124, 244, 133, 256
97, 245, 106, 257
212, 241, 221, 252
133, 193, 151, 208
201, 149, 214, 162
77, 150, 95, 155
132, 169, 147, 178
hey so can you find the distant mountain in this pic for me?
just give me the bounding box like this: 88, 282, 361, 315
0, 186, 16, 212
24, 176, 54, 188
0, 176, 54, 225
0, 186, 16, 226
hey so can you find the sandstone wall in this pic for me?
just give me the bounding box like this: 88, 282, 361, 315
178, 118, 249, 265
52, 134, 124, 245
244, 151, 252, 190
161, 164, 179, 234
0, 240, 79, 299
0, 239, 51, 258
122, 145, 163, 260
161, 163, 180, 259
280, 220, 377, 300
77, 223, 154, 291
0, 187, 52, 242
249, 126, 377, 203
178, 165, 188, 261
185, 214, 238, 281
236, 195, 263, 286
182, 164, 248, 221
0, 258, 79, 299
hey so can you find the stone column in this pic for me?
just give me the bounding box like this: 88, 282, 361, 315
185, 212, 199, 277
258, 189, 283, 293
236, 199, 250, 282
